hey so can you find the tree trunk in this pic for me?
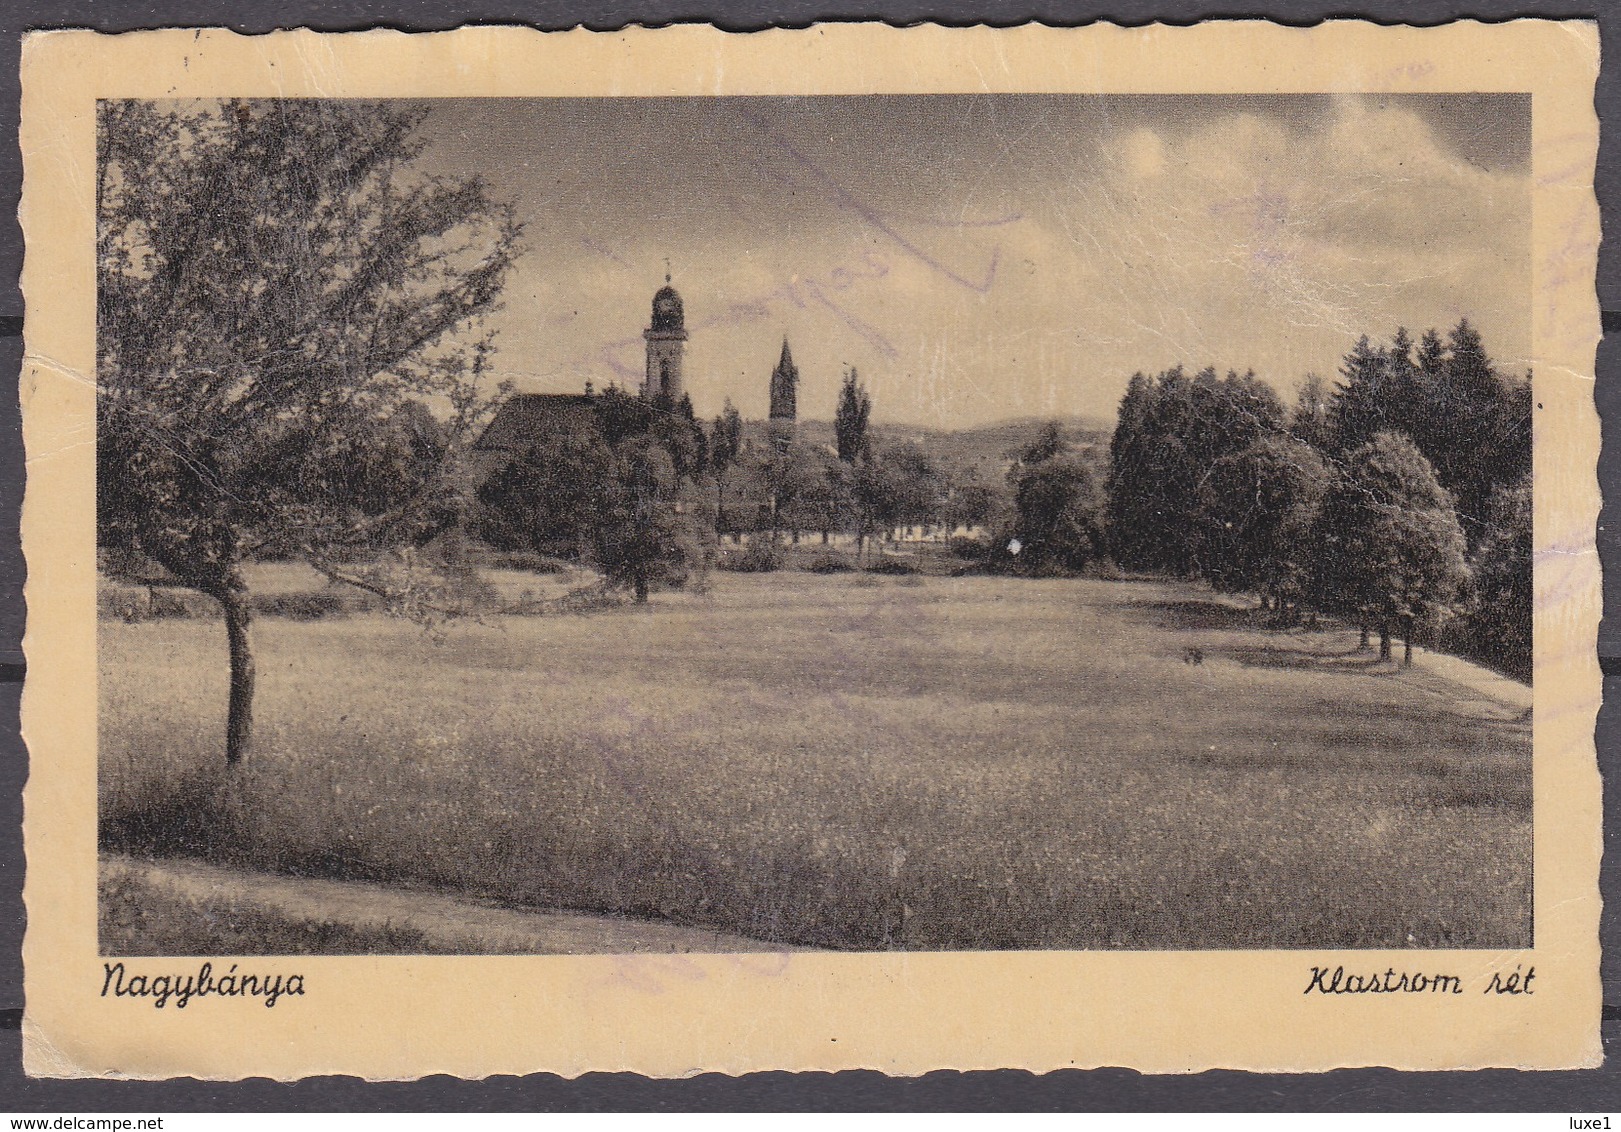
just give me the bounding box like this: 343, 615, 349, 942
1359, 623, 1370, 650
1402, 615, 1415, 668
217, 579, 255, 766
1379, 621, 1392, 661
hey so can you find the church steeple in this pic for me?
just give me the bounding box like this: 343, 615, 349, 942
768, 337, 798, 450
769, 338, 798, 422
642, 273, 688, 401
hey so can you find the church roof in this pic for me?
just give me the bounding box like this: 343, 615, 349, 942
475, 393, 599, 451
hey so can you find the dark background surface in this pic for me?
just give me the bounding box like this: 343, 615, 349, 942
0, 0, 1615, 1111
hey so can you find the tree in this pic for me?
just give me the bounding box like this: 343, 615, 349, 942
304, 400, 452, 542
708, 399, 744, 536
1010, 453, 1109, 575
1324, 323, 1530, 545
785, 448, 854, 545
1424, 320, 1531, 541
876, 442, 945, 537
849, 449, 899, 559
1195, 434, 1330, 612
1107, 366, 1285, 573
941, 468, 1010, 537
1289, 373, 1335, 453
594, 384, 655, 447
475, 427, 614, 559
762, 442, 821, 543
1416, 327, 1447, 376
96, 99, 522, 764
1010, 421, 1068, 478
1459, 477, 1532, 680
1313, 432, 1470, 665
835, 367, 872, 463
591, 439, 704, 603
1113, 372, 1153, 449
649, 393, 705, 482
1327, 334, 1398, 454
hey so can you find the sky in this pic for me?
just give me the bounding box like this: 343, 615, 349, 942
416, 94, 1531, 430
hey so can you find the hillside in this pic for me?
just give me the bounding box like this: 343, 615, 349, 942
739, 415, 1113, 475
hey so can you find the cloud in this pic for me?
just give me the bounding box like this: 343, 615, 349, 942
1043, 102, 1530, 395
424, 96, 1529, 428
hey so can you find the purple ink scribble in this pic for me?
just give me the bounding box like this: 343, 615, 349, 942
735, 105, 1011, 296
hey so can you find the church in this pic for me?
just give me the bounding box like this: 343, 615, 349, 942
473, 276, 798, 477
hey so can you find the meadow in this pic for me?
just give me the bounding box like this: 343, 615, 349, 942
99, 571, 1532, 952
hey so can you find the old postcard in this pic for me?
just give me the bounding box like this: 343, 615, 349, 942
18, 21, 1601, 1078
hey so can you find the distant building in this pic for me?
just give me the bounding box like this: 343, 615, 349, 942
768, 338, 798, 449
641, 275, 688, 402
476, 279, 693, 477
475, 275, 802, 489
470, 391, 599, 480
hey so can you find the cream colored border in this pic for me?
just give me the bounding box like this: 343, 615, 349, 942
19, 22, 1601, 1079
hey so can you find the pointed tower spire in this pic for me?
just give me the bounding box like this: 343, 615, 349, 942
769, 337, 799, 451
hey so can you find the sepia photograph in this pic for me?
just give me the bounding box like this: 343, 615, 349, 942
92, 91, 1535, 957
18, 19, 1602, 1078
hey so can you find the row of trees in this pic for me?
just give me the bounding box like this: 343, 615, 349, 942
280, 314, 1532, 686
475, 370, 1003, 574
1096, 321, 1531, 676
720, 369, 990, 550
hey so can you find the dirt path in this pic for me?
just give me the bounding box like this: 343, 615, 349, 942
104, 854, 804, 955
1403, 645, 1531, 713
1185, 586, 1531, 717
1287, 629, 1532, 721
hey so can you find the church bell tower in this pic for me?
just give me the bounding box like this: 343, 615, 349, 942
642, 274, 688, 402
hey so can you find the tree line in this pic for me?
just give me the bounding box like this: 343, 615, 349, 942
478, 376, 982, 598
474, 369, 1003, 576
445, 320, 1537, 681
1096, 321, 1531, 678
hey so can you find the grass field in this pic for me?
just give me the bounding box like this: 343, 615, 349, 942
99, 571, 1532, 951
